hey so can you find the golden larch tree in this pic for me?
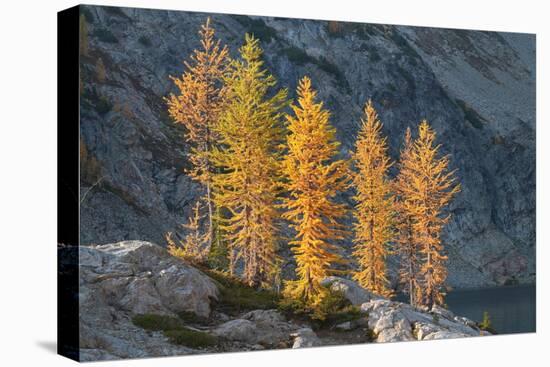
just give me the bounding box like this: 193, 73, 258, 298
281, 76, 349, 307
211, 34, 287, 288
166, 18, 229, 253
394, 127, 422, 306
400, 121, 460, 307
165, 200, 209, 264
351, 100, 393, 298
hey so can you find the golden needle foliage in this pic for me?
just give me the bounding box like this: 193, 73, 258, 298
395, 121, 460, 307
211, 34, 287, 288
162, 20, 462, 303
394, 128, 422, 306
166, 18, 229, 251
281, 77, 349, 307
351, 101, 394, 298
166, 201, 210, 264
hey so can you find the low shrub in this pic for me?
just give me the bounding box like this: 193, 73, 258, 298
278, 287, 363, 329
200, 268, 280, 313
479, 311, 497, 334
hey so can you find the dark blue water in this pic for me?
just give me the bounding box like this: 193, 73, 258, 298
445, 285, 536, 334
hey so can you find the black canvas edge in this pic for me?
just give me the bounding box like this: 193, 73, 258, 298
57, 4, 81, 362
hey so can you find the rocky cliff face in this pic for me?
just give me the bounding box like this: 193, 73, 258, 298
78, 5, 535, 288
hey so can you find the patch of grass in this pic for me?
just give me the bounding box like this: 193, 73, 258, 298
278, 288, 362, 330
312, 290, 363, 328
232, 15, 278, 43
200, 268, 280, 313
178, 311, 208, 324
94, 28, 118, 43
132, 314, 185, 331
324, 305, 363, 326
314, 289, 350, 320
132, 313, 218, 348
164, 329, 218, 348
456, 99, 486, 129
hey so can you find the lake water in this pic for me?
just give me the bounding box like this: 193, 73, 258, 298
446, 285, 536, 334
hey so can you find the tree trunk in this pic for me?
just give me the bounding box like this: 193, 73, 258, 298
409, 252, 414, 306
206, 180, 214, 250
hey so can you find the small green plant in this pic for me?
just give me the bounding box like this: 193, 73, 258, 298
207, 234, 229, 270
313, 289, 350, 321
479, 311, 494, 333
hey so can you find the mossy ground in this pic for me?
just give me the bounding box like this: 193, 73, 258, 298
278, 288, 364, 330
132, 314, 218, 348
199, 267, 363, 330
199, 268, 280, 314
